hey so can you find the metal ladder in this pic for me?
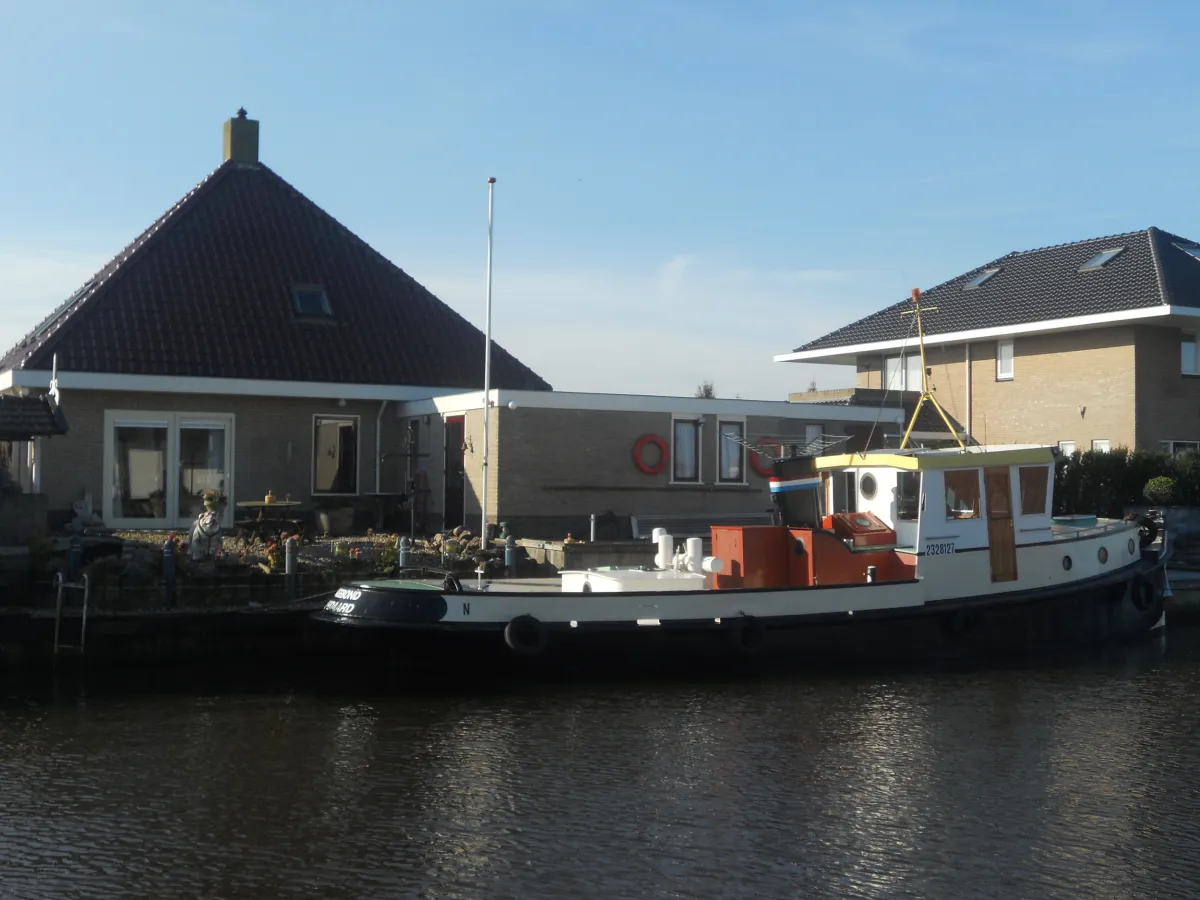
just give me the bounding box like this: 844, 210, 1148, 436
52, 571, 90, 657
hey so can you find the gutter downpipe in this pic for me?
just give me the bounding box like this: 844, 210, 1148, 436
964, 342, 972, 442
375, 400, 388, 493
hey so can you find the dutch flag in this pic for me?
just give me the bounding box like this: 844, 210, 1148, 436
768, 474, 822, 493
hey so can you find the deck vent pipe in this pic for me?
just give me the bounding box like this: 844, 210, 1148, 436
685, 537, 704, 574
655, 534, 674, 570
866, 566, 877, 583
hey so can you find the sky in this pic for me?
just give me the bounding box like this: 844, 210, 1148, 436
0, 0, 1196, 399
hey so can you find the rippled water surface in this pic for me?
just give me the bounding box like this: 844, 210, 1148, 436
5, 633, 1200, 899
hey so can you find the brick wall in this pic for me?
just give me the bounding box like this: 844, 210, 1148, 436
38, 390, 405, 521
1134, 324, 1200, 449
853, 328, 1137, 448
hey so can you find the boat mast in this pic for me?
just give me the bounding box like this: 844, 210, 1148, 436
481, 177, 496, 543
899, 287, 966, 450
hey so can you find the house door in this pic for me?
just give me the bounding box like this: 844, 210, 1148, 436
984, 466, 1018, 582
175, 418, 234, 528
443, 416, 465, 531
104, 411, 235, 530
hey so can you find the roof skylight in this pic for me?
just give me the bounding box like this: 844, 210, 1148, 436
964, 268, 1000, 290
292, 285, 333, 319
1174, 243, 1200, 263
1079, 247, 1125, 272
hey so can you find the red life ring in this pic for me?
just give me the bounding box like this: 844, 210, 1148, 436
750, 440, 776, 478
632, 433, 669, 475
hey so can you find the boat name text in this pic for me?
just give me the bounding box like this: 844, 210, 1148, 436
334, 588, 363, 601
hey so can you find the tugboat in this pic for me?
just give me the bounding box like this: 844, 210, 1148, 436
314, 292, 1171, 669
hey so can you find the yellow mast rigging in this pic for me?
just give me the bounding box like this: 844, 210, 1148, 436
899, 287, 966, 450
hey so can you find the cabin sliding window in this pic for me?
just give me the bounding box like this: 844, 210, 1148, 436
1183, 334, 1198, 375
897, 471, 921, 521
672, 418, 700, 483
1018, 466, 1049, 515
313, 415, 359, 494
944, 470, 981, 520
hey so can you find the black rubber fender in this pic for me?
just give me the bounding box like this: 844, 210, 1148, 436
504, 614, 549, 655
1131, 574, 1157, 612
442, 575, 462, 593
1124, 513, 1158, 549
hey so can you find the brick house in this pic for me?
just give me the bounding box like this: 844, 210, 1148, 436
0, 110, 901, 538
777, 228, 1200, 455
0, 110, 548, 532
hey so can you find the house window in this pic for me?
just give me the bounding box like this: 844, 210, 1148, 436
1058, 441, 1077, 456
885, 353, 924, 391
717, 420, 745, 483
1018, 466, 1049, 515
672, 418, 701, 483
944, 469, 981, 520
964, 268, 1000, 290
113, 423, 169, 520
1091, 440, 1111, 453
1183, 334, 1198, 375
1162, 440, 1200, 458
293, 285, 333, 318
313, 415, 359, 494
996, 339, 1014, 380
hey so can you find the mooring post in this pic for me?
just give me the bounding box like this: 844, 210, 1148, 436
162, 538, 176, 609
285, 536, 297, 599
398, 535, 412, 569
505, 533, 517, 577
66, 532, 83, 583
590, 513, 597, 542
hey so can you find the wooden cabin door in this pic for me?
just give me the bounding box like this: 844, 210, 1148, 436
984, 467, 1018, 582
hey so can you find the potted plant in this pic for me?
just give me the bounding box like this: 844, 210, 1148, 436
202, 489, 227, 512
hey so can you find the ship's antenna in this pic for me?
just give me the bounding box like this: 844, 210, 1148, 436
898, 288, 966, 450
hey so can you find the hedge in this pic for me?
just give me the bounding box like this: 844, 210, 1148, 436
1053, 448, 1200, 518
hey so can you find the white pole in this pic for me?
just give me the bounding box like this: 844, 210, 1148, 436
481, 177, 496, 545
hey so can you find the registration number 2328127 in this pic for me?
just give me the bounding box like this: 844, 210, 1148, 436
924, 541, 956, 557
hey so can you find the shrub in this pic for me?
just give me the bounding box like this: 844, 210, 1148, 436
1143, 476, 1176, 505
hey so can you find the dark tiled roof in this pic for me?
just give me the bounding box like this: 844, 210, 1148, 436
0, 162, 551, 390
0, 394, 68, 440
796, 227, 1200, 353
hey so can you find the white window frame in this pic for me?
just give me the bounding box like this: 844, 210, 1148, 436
1091, 440, 1111, 453
996, 339, 1014, 381
671, 415, 702, 484
1183, 333, 1198, 376
884, 353, 924, 391
1058, 440, 1077, 456
715, 417, 747, 485
102, 410, 237, 530
312, 414, 361, 496
1162, 440, 1200, 458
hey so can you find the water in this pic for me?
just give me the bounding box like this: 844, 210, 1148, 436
3, 634, 1200, 899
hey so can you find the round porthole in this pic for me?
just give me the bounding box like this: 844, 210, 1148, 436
1098, 546, 1109, 564
1062, 555, 1073, 571
1128, 538, 1136, 556
860, 473, 877, 500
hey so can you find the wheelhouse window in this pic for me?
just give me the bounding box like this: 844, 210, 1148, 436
716, 420, 745, 483
996, 339, 1014, 380
313, 415, 359, 494
897, 471, 921, 521
944, 469, 981, 520
1183, 333, 1198, 375
1018, 466, 1049, 515
672, 418, 700, 483
885, 353, 924, 391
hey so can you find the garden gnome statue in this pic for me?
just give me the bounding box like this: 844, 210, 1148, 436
189, 508, 224, 561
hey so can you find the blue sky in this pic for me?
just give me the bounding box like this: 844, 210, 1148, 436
0, 0, 1194, 398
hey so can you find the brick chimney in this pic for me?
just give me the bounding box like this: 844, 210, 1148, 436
223, 107, 259, 164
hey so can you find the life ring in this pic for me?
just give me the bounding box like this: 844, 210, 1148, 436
728, 615, 766, 654
749, 441, 776, 478
632, 434, 669, 476
504, 614, 548, 655
1124, 513, 1158, 549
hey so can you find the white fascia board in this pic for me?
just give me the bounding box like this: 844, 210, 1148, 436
0, 369, 12, 392
774, 305, 1175, 363
397, 390, 904, 424
7, 369, 465, 402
